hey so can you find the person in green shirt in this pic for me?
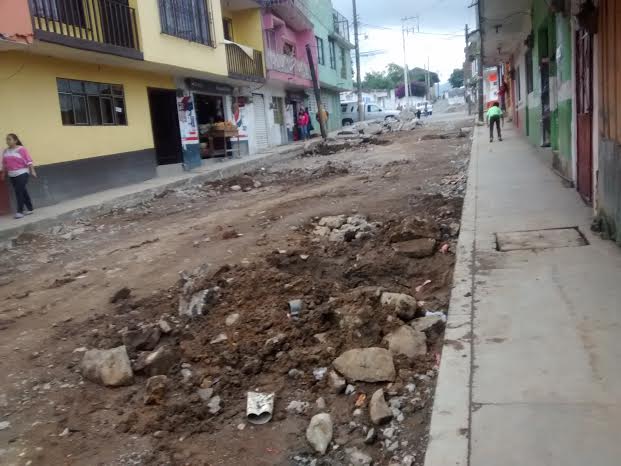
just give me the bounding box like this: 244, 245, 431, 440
487, 102, 504, 142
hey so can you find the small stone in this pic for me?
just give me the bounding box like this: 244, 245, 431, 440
197, 387, 214, 401
306, 413, 333, 455
158, 319, 172, 334
0, 421, 10, 431
316, 397, 327, 410
230, 185, 242, 191
313, 226, 331, 237
347, 447, 373, 466
210, 333, 228, 344
139, 345, 179, 376
181, 368, 192, 382
122, 327, 161, 352
318, 215, 347, 229
411, 315, 445, 335
73, 347, 87, 353
80, 346, 133, 387
59, 427, 69, 437
287, 400, 310, 414
237, 423, 246, 431
369, 389, 393, 425
384, 326, 427, 359
109, 287, 131, 304
333, 348, 396, 383
345, 384, 356, 395
225, 313, 240, 326
392, 238, 437, 258
313, 367, 328, 380
288, 368, 304, 379
300, 254, 310, 260
380, 292, 419, 321
207, 395, 222, 414
329, 370, 347, 393
144, 375, 168, 405
364, 428, 377, 444
382, 427, 395, 439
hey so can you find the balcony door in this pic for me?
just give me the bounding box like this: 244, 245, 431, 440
100, 0, 135, 48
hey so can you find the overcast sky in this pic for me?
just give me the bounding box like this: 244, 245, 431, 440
331, 0, 477, 83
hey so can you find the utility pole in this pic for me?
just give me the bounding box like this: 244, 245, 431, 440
426, 56, 431, 100
352, 0, 363, 122
306, 44, 327, 139
476, 2, 484, 122
401, 16, 419, 109
465, 23, 472, 115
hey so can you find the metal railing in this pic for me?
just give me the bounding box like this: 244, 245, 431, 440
265, 48, 311, 80
332, 9, 350, 42
158, 0, 214, 46
30, 0, 140, 51
225, 43, 265, 82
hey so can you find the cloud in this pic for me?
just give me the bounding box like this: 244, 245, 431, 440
331, 0, 477, 82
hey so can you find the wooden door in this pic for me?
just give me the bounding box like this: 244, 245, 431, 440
576, 30, 593, 203
148, 89, 183, 165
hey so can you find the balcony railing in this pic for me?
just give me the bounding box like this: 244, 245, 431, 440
332, 9, 351, 43
225, 43, 265, 82
30, 0, 141, 59
265, 48, 311, 80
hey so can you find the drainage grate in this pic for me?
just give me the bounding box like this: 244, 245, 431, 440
495, 227, 588, 252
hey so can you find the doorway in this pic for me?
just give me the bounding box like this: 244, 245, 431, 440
539, 26, 551, 147
576, 30, 593, 203
148, 88, 182, 166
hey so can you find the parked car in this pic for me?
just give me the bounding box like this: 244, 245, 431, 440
415, 101, 433, 116
341, 102, 400, 126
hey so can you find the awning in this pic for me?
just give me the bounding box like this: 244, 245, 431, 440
223, 39, 255, 60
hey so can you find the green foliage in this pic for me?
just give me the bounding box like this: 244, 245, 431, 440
449, 68, 465, 88
362, 63, 437, 91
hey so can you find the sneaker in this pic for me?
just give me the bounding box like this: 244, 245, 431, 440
499, 137, 503, 141
14, 213, 24, 219
490, 138, 493, 143
25, 210, 34, 215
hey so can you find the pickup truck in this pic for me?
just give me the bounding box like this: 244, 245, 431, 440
341, 102, 400, 126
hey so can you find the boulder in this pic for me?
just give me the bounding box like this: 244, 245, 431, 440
318, 215, 347, 229
139, 345, 179, 376
333, 348, 396, 383
411, 315, 445, 335
380, 292, 419, 321
144, 375, 168, 405
392, 238, 437, 258
122, 327, 161, 353
369, 389, 393, 425
306, 413, 333, 455
80, 346, 133, 387
384, 326, 427, 359
313, 226, 332, 237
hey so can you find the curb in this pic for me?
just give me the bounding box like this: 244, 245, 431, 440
0, 148, 304, 242
423, 125, 479, 466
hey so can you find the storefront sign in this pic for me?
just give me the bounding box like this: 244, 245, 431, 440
186, 78, 233, 96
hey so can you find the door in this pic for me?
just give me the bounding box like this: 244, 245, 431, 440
253, 94, 269, 150
0, 179, 10, 215
539, 27, 551, 147
576, 30, 593, 203
148, 88, 183, 165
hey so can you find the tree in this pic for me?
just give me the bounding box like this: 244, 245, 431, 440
362, 71, 392, 90
409, 67, 440, 85
395, 81, 427, 98
449, 68, 465, 88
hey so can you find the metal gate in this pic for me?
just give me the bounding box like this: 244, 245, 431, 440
576, 29, 593, 203
253, 94, 269, 150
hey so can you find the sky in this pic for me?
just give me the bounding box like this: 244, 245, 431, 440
331, 0, 477, 83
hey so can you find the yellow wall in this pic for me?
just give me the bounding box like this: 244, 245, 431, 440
0, 51, 174, 166
222, 8, 264, 51
137, 0, 227, 76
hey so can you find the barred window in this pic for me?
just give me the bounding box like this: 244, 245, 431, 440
316, 36, 325, 66
57, 78, 127, 126
158, 0, 213, 46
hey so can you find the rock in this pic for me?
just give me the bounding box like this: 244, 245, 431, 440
369, 389, 393, 425
158, 319, 172, 334
384, 326, 427, 359
313, 225, 332, 237
80, 346, 133, 387
333, 348, 396, 383
225, 313, 240, 326
178, 287, 220, 318
210, 333, 228, 344
345, 384, 356, 395
140, 345, 179, 376
318, 215, 347, 229
197, 387, 214, 401
313, 367, 328, 380
287, 400, 310, 414
392, 238, 437, 258
144, 375, 168, 405
306, 413, 333, 455
288, 368, 304, 379
122, 327, 161, 353
382, 426, 396, 439
110, 287, 131, 303
411, 315, 445, 335
0, 421, 10, 431
328, 370, 347, 393
207, 395, 222, 414
314, 332, 329, 344
402, 454, 415, 466
347, 447, 373, 465
380, 292, 418, 321
316, 397, 327, 410
364, 428, 377, 444
230, 185, 242, 191
449, 222, 461, 236
253, 180, 262, 188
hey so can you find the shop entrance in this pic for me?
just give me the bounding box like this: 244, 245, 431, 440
147, 88, 183, 166
194, 93, 227, 157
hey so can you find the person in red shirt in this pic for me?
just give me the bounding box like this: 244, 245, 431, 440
297, 109, 309, 140
1, 134, 37, 219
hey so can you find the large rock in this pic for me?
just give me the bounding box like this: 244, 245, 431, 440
122, 327, 161, 353
392, 238, 437, 258
384, 326, 427, 359
306, 413, 333, 455
333, 348, 395, 383
380, 292, 418, 321
139, 345, 179, 376
144, 375, 168, 405
318, 215, 347, 229
369, 389, 393, 425
411, 315, 445, 335
80, 346, 134, 387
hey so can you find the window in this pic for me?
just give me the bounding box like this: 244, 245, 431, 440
341, 103, 348, 112
329, 39, 337, 69
265, 29, 277, 50
368, 104, 381, 113
340, 47, 347, 78
272, 97, 284, 125
516, 66, 522, 101
57, 78, 127, 126
223, 17, 233, 41
32, 0, 85, 26
316, 36, 325, 65
158, 0, 212, 46
525, 49, 534, 93
283, 42, 295, 56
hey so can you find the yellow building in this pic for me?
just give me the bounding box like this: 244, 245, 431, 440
0, 0, 264, 210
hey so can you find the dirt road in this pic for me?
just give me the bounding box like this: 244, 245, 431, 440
0, 116, 472, 466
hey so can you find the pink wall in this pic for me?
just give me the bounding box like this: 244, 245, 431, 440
0, 0, 34, 44
262, 12, 316, 66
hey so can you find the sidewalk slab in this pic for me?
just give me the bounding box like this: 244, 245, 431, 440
426, 124, 621, 466
0, 144, 304, 241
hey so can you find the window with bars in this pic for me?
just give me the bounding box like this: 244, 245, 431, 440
32, 0, 86, 26
316, 36, 325, 66
57, 78, 127, 126
328, 39, 336, 69
340, 47, 347, 78
223, 17, 234, 41
525, 49, 534, 94
158, 0, 213, 46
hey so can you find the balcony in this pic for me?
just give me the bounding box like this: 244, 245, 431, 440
258, 0, 312, 31
265, 48, 311, 81
331, 9, 354, 49
29, 0, 142, 60
225, 43, 265, 82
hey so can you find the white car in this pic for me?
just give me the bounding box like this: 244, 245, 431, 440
415, 101, 433, 115
341, 102, 400, 125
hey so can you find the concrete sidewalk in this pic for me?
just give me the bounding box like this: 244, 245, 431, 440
426, 124, 621, 465
0, 142, 306, 241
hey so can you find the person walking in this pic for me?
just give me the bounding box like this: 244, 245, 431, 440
487, 102, 504, 142
304, 107, 314, 135
297, 109, 309, 140
1, 134, 37, 219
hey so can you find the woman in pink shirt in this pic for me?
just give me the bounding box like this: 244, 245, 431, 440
1, 134, 37, 219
